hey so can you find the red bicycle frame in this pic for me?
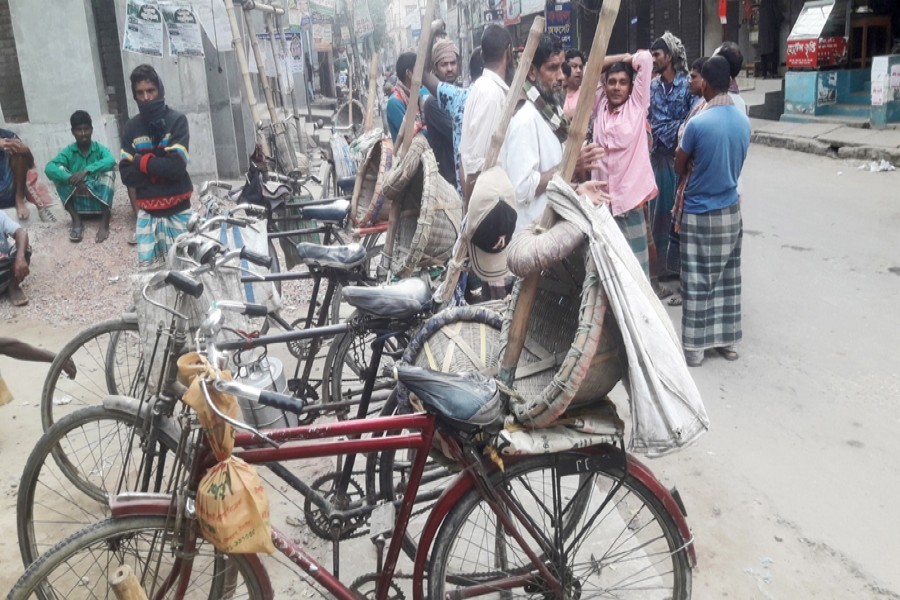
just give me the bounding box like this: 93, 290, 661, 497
113, 412, 438, 600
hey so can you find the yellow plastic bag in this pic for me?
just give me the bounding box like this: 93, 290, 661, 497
178, 352, 275, 554
195, 456, 276, 554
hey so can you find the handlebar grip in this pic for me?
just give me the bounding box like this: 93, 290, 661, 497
165, 271, 204, 298
240, 246, 274, 269
242, 303, 269, 317
216, 181, 233, 191
224, 217, 249, 227
258, 389, 306, 415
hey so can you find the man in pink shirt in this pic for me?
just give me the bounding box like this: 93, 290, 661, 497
562, 49, 584, 119
592, 50, 658, 277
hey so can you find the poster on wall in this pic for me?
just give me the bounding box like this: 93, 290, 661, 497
312, 13, 333, 52
247, 33, 294, 92
284, 31, 306, 74
123, 0, 164, 56
545, 2, 573, 49
817, 72, 837, 106
503, 0, 521, 26
160, 2, 204, 57
194, 0, 233, 51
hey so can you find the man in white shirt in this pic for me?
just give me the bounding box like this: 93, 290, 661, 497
458, 24, 513, 198
500, 34, 603, 232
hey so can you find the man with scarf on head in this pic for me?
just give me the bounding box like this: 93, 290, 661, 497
119, 64, 193, 270
422, 27, 469, 193
45, 110, 117, 243
500, 34, 604, 233
648, 32, 696, 290
675, 55, 749, 367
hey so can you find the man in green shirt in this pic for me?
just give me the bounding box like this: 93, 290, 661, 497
45, 111, 116, 243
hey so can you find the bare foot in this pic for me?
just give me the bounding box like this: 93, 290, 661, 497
16, 201, 30, 221
8, 285, 28, 306
96, 225, 110, 243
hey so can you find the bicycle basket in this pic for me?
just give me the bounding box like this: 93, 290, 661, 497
350, 136, 393, 227
380, 136, 462, 278
500, 230, 626, 429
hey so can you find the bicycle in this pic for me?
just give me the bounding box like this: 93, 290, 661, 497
11, 289, 695, 599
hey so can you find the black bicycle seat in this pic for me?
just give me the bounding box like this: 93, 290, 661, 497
299, 198, 350, 223
337, 176, 357, 195
342, 277, 431, 319
394, 365, 504, 434
296, 242, 366, 269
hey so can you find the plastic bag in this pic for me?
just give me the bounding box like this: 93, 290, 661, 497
195, 456, 276, 554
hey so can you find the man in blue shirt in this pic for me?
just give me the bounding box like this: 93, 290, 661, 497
386, 53, 418, 143
675, 55, 750, 367
649, 32, 696, 286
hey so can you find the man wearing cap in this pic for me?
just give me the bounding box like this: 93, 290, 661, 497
422, 30, 467, 192
501, 34, 604, 233
119, 64, 193, 269
649, 32, 695, 283
45, 110, 117, 243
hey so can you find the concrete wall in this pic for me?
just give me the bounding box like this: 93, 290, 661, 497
114, 0, 218, 183
0, 0, 27, 123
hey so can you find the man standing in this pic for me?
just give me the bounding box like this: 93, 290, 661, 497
386, 53, 418, 142
422, 36, 466, 191
715, 42, 747, 114
119, 65, 193, 270
562, 49, 585, 119
501, 34, 603, 232
45, 111, 117, 243
675, 56, 750, 367
459, 24, 513, 196
649, 33, 695, 283
591, 50, 658, 276
0, 210, 30, 306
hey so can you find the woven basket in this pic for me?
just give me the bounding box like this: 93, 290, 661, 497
350, 137, 394, 227
500, 240, 626, 429
381, 136, 462, 278
334, 99, 365, 129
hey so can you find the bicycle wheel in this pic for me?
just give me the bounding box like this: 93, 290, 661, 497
9, 515, 265, 599
267, 237, 282, 295
41, 317, 144, 430
17, 404, 181, 567
321, 311, 408, 418
427, 454, 692, 599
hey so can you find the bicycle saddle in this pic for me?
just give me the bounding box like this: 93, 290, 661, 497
394, 365, 504, 434
342, 277, 431, 319
337, 176, 357, 195
298, 198, 350, 223
296, 242, 366, 269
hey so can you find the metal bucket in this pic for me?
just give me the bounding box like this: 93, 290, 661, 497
235, 356, 298, 430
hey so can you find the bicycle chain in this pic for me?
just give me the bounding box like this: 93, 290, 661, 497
349, 573, 408, 600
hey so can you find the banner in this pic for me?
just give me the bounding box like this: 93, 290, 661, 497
160, 2, 204, 57
354, 0, 374, 36
312, 12, 333, 51
293, 0, 313, 27
545, 2, 573, 50
503, 0, 521, 26
248, 32, 294, 92
519, 0, 545, 17
310, 0, 336, 18
123, 0, 164, 56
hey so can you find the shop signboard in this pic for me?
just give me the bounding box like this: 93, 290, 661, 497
786, 0, 848, 70
546, 2, 572, 49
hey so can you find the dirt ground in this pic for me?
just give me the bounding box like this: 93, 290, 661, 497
2, 146, 899, 598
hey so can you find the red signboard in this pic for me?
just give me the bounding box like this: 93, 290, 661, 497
786, 36, 847, 69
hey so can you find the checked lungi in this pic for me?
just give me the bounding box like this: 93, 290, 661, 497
680, 202, 742, 351
136, 208, 192, 270
56, 170, 116, 215
614, 206, 650, 278
650, 153, 677, 276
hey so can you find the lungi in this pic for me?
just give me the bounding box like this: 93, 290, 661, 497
136, 208, 192, 270
614, 206, 649, 277
680, 202, 742, 351
56, 170, 116, 215
0, 242, 31, 296
651, 153, 677, 276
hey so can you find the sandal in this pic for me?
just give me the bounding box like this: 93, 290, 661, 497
715, 347, 739, 361
69, 225, 84, 243
655, 286, 674, 300
667, 295, 683, 306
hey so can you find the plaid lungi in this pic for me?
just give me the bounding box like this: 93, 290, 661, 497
56, 170, 116, 215
136, 208, 192, 270
680, 202, 742, 351
614, 206, 649, 277
650, 154, 677, 276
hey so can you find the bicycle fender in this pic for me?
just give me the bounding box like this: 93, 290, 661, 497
108, 499, 275, 600
102, 394, 183, 442
626, 453, 698, 567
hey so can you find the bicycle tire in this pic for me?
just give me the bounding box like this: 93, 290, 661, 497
9, 515, 265, 600
17, 404, 181, 567
267, 237, 282, 295
427, 453, 692, 599
41, 317, 144, 431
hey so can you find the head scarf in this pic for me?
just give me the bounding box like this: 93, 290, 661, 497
132, 67, 169, 143
433, 38, 460, 69
654, 31, 689, 74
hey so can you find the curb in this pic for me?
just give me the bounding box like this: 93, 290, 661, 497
752, 131, 900, 163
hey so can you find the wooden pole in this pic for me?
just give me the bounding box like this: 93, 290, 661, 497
245, 9, 280, 124
497, 0, 622, 386
109, 564, 148, 600
395, 0, 438, 158
223, 0, 270, 155
364, 52, 380, 132
379, 0, 438, 279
